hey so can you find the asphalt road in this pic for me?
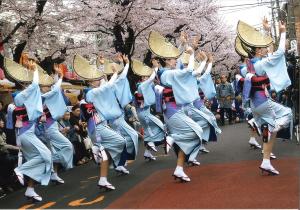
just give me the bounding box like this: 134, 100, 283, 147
0, 122, 299, 209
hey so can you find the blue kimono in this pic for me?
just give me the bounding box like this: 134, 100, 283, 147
159, 58, 203, 162
42, 78, 73, 169
86, 77, 126, 166
14, 70, 52, 186
109, 64, 139, 160
241, 32, 292, 138
178, 58, 221, 142
191, 63, 221, 142
135, 70, 165, 144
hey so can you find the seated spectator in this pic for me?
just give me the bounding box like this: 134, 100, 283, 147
271, 90, 277, 101
59, 111, 88, 165
69, 105, 90, 165
0, 118, 19, 193
0, 101, 5, 123
5, 103, 16, 146
233, 94, 245, 123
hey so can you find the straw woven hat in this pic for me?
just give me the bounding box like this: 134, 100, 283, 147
73, 54, 103, 80
237, 20, 273, 48
234, 36, 248, 57
3, 57, 54, 86
148, 31, 182, 59
131, 59, 153, 77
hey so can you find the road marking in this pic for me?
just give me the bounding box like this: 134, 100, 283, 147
19, 204, 35, 210
34, 202, 56, 210
68, 196, 104, 206
127, 160, 134, 164
87, 176, 98, 180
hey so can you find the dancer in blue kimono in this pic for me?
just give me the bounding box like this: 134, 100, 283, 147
75, 54, 127, 190
133, 61, 166, 161
179, 51, 222, 157
195, 59, 222, 148
12, 64, 52, 202
234, 38, 265, 151
235, 57, 267, 153
108, 55, 139, 169
40, 70, 73, 184
151, 33, 204, 181
238, 20, 292, 175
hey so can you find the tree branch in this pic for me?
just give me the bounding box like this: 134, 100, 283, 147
120, 0, 134, 25
80, 0, 92, 9
200, 40, 211, 47
213, 54, 229, 66
134, 19, 159, 38
0, 21, 26, 45
13, 0, 48, 62
84, 29, 113, 35
213, 37, 226, 52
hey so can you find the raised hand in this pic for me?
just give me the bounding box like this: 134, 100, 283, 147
207, 53, 213, 63
262, 16, 271, 32
186, 46, 194, 55
98, 53, 105, 65
29, 60, 37, 71
197, 51, 207, 61
192, 35, 200, 50
54, 63, 63, 78
122, 55, 129, 64
180, 31, 188, 44
279, 21, 286, 33
151, 58, 160, 68
111, 65, 117, 73
115, 52, 123, 63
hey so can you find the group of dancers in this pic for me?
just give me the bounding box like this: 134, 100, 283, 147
1, 18, 293, 203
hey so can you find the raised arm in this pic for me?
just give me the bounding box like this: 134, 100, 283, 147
259, 21, 286, 67
42, 77, 62, 98
204, 54, 213, 74
205, 63, 212, 74
32, 65, 39, 84
143, 67, 158, 85
178, 31, 188, 53
187, 49, 195, 71
117, 55, 130, 80
108, 70, 118, 85
14, 65, 40, 106
193, 51, 207, 76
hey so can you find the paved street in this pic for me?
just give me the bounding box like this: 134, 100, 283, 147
0, 123, 299, 209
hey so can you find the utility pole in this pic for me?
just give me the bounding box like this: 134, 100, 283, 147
271, 0, 278, 41
275, 0, 281, 20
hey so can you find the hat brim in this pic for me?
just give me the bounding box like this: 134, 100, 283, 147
131, 59, 153, 77
4, 57, 53, 86
148, 31, 182, 59
73, 54, 104, 80
235, 36, 249, 57
237, 20, 273, 48
4, 57, 33, 84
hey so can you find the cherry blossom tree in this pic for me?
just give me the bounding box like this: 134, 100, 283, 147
0, 0, 239, 79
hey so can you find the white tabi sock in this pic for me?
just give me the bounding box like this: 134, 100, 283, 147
262, 158, 270, 166
175, 166, 183, 173
99, 177, 107, 183
25, 187, 35, 196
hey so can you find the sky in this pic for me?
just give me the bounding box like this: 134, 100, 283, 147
217, 0, 274, 31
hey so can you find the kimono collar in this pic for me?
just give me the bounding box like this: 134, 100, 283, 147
239, 63, 246, 70
251, 57, 262, 64
157, 68, 166, 80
